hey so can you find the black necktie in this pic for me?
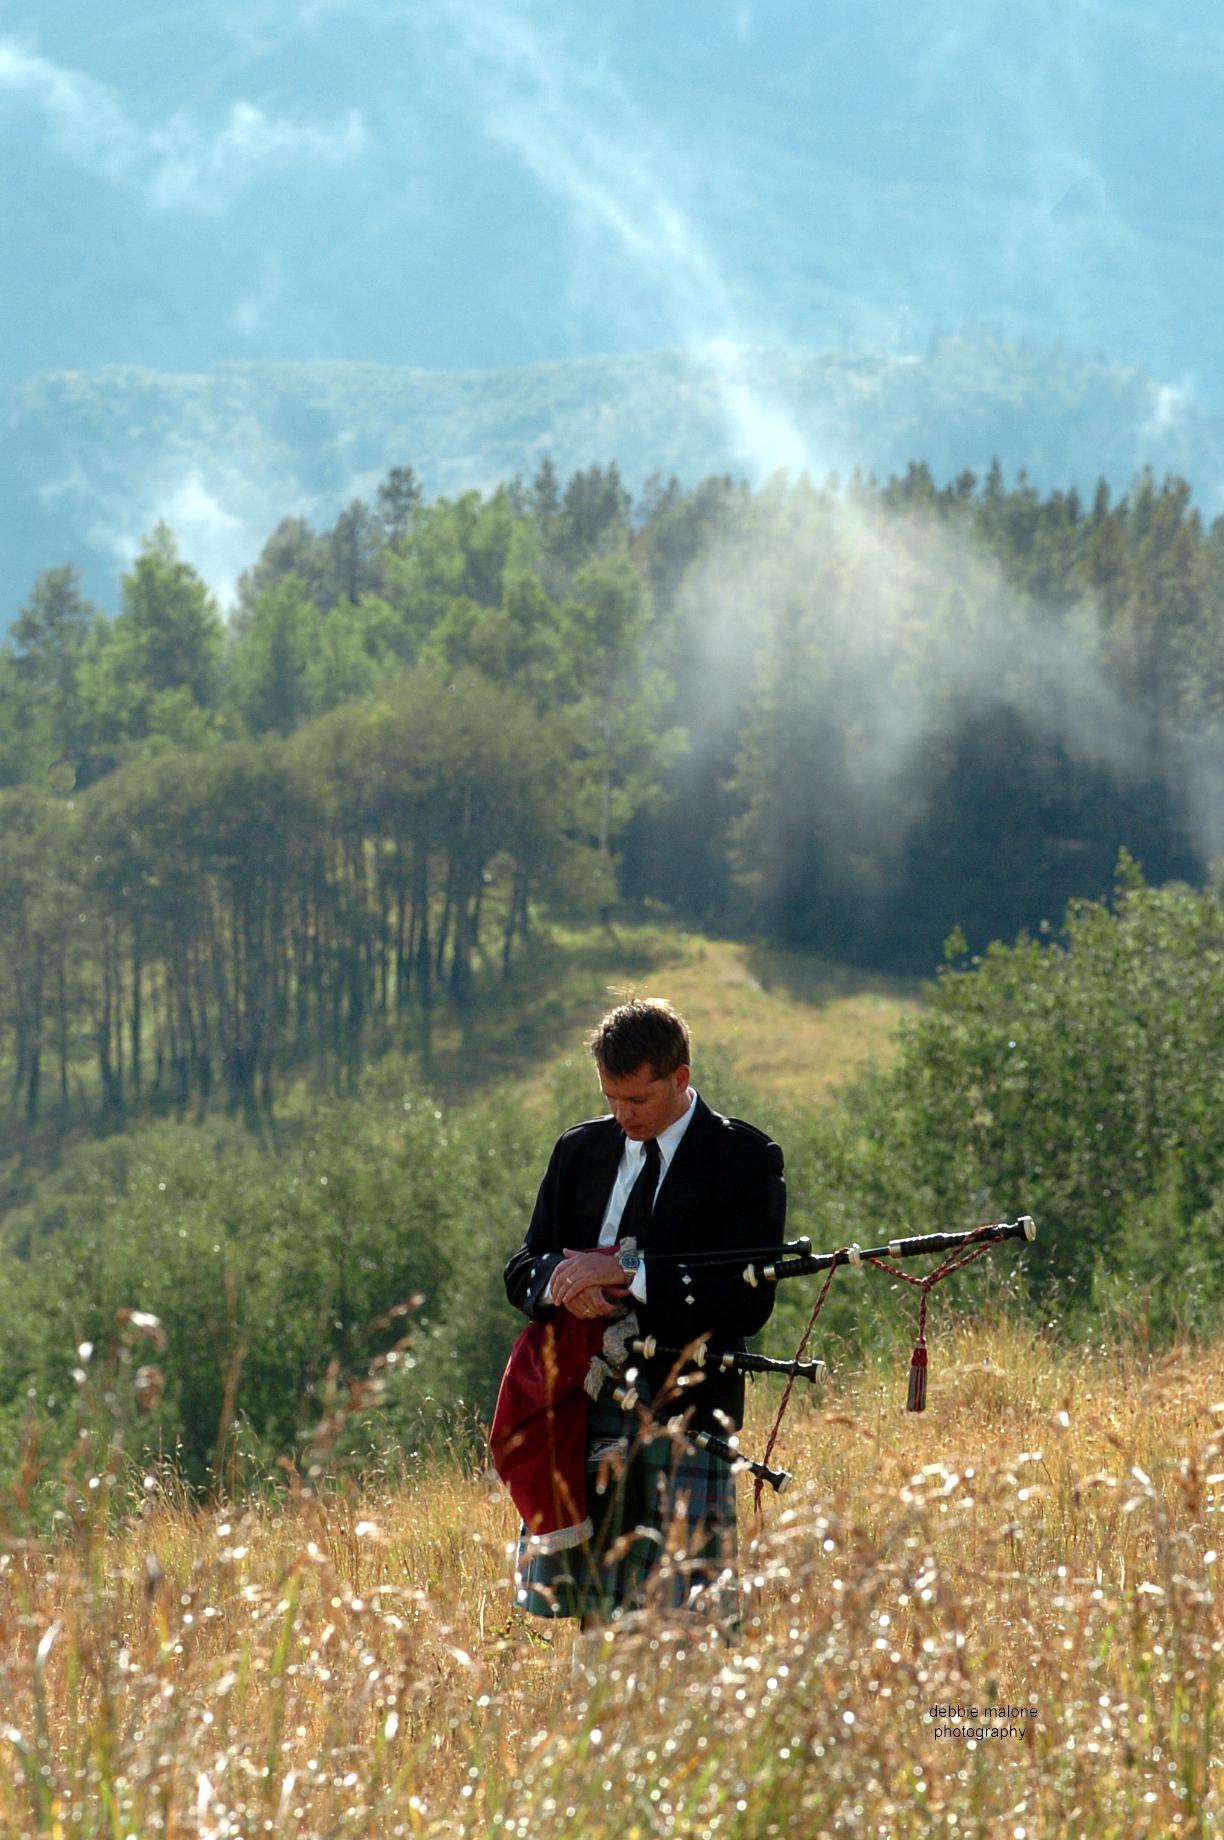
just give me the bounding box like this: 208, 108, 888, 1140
618, 1137, 662, 1250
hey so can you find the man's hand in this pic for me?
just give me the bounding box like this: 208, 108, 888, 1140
552, 1247, 629, 1318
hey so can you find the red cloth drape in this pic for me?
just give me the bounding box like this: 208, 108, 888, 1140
490, 1313, 608, 1550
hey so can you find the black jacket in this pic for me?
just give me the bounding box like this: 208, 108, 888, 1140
503, 1095, 786, 1433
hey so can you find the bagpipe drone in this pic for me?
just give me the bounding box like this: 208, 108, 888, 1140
490, 1216, 1037, 1547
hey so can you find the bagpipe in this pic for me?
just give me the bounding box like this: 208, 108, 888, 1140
490, 1217, 1037, 1542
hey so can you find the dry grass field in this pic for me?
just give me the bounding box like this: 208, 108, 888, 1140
2, 1317, 1219, 1838
1, 931, 1208, 1835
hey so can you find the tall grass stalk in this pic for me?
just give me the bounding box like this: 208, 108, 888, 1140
0, 1318, 1219, 1835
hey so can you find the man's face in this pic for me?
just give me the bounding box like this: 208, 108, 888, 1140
598, 1061, 691, 1140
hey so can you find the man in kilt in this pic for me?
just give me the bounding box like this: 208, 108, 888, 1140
502, 998, 786, 1624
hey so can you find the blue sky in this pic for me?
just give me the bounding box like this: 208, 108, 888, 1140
2, 0, 1222, 388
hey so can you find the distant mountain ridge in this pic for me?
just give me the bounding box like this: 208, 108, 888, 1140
4, 337, 1222, 617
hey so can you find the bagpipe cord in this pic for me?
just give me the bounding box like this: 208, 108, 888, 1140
752, 1223, 1001, 1515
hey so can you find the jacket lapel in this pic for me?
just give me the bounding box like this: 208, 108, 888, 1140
576, 1121, 624, 1245
650, 1095, 717, 1247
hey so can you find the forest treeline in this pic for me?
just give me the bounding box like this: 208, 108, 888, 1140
0, 454, 1218, 1130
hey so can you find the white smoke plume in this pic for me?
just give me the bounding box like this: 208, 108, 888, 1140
425, 0, 822, 482
38, 462, 302, 615
425, 0, 1196, 873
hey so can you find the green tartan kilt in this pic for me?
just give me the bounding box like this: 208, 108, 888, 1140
513, 1390, 739, 1622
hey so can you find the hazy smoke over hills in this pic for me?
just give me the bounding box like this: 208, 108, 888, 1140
678, 491, 1145, 814
432, 1, 1213, 887
431, 0, 819, 480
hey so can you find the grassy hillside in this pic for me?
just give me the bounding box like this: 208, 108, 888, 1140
1, 1317, 1216, 1835
0, 921, 920, 1493
0, 920, 916, 1204
409, 921, 918, 1115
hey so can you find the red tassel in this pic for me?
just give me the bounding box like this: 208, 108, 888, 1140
906, 1336, 928, 1413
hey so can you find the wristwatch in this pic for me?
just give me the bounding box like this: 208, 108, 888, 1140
617, 1248, 643, 1275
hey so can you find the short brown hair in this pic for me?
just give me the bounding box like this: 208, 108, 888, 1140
588, 997, 691, 1079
